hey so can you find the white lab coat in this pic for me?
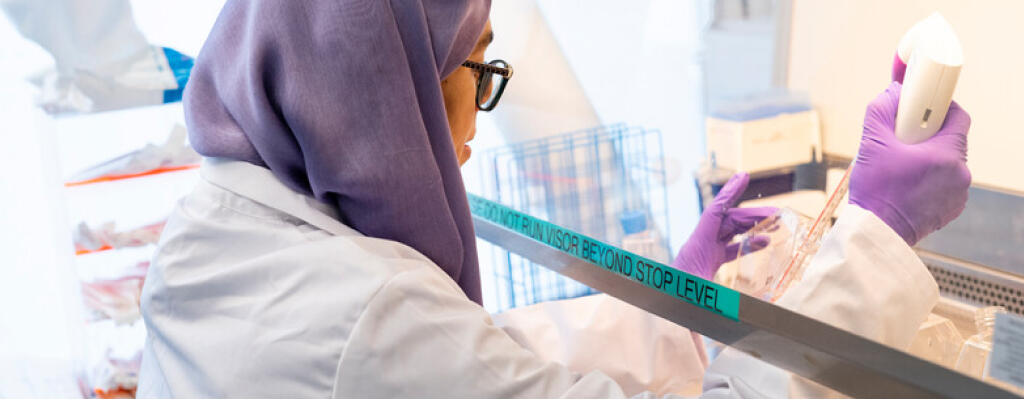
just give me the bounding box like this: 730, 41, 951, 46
492, 294, 711, 397
138, 158, 936, 398
700, 198, 938, 398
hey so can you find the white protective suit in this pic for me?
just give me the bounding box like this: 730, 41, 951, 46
138, 159, 937, 398
0, 0, 187, 114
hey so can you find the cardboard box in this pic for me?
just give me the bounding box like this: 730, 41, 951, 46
706, 109, 820, 173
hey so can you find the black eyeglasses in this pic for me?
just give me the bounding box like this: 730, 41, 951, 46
461, 59, 513, 112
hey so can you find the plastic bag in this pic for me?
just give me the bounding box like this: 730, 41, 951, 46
90, 349, 141, 399
73, 220, 166, 254
80, 262, 148, 325
66, 124, 200, 186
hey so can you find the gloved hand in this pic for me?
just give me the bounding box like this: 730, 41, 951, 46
849, 81, 972, 246
892, 52, 908, 83
672, 172, 777, 280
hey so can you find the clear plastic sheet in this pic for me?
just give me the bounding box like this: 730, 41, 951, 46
910, 313, 965, 369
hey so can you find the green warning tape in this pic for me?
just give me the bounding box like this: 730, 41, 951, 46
468, 194, 740, 321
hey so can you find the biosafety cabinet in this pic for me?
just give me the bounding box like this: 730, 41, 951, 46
468, 119, 1024, 398
784, 1, 1024, 393
470, 0, 1024, 396
470, 183, 1024, 397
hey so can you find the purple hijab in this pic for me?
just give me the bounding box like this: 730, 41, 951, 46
183, 1, 490, 303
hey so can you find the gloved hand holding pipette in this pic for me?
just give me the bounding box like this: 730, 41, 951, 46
672, 172, 776, 280
850, 82, 972, 245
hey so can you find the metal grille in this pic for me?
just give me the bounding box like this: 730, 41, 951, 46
923, 254, 1024, 316
476, 124, 671, 311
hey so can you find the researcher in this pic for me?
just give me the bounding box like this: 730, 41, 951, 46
137, 1, 972, 397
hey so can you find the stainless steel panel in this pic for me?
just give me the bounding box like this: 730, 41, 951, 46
822, 156, 1024, 279
916, 186, 1024, 277
919, 250, 1024, 316
474, 214, 1016, 398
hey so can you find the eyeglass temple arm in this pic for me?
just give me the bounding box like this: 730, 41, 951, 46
462, 60, 513, 78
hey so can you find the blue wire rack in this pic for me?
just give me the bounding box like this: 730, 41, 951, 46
476, 124, 671, 311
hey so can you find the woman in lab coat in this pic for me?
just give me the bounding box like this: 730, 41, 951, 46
138, 1, 972, 397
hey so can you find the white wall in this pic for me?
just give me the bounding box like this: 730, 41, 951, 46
787, 0, 1023, 192
0, 21, 79, 395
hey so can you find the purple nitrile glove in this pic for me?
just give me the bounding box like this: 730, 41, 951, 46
892, 52, 908, 84
672, 172, 777, 280
849, 82, 972, 246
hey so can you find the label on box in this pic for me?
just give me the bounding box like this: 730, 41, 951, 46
990, 312, 1024, 388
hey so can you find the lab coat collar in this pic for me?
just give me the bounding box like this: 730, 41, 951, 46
199, 157, 359, 237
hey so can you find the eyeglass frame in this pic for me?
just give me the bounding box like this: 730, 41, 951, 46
461, 59, 513, 112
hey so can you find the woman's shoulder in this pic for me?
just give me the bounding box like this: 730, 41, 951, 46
139, 182, 463, 396
144, 173, 471, 318
149, 179, 446, 296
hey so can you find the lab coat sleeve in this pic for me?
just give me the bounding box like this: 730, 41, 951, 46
492, 293, 710, 397
332, 263, 628, 398
700, 204, 939, 398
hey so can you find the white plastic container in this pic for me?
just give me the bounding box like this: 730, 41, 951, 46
705, 97, 820, 173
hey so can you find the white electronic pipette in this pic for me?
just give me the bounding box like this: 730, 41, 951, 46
773, 13, 964, 300
894, 12, 964, 144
